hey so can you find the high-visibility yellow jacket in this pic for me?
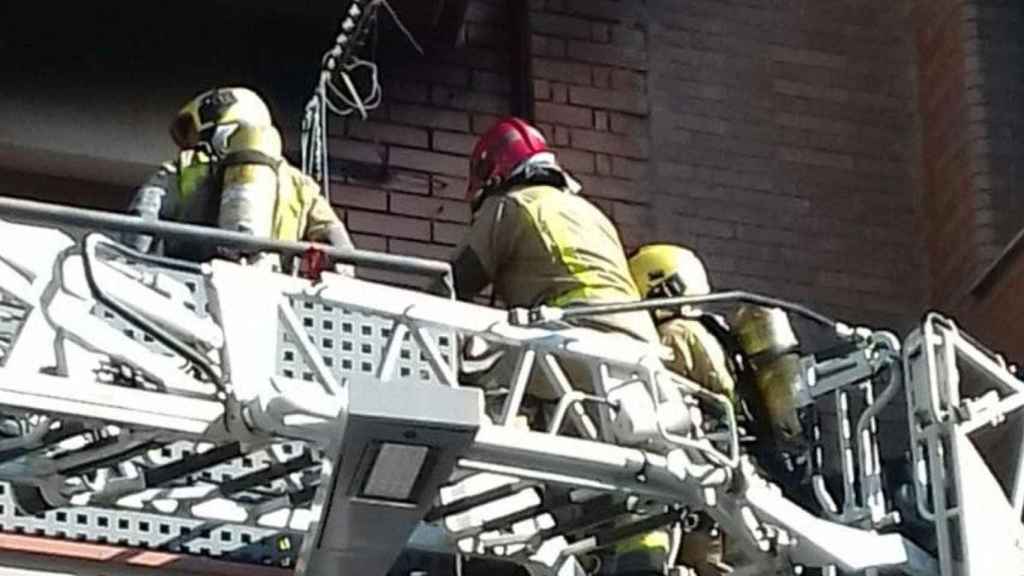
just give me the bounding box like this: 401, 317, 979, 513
125, 125, 347, 259
451, 183, 659, 344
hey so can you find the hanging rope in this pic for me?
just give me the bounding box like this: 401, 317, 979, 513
300, 0, 422, 193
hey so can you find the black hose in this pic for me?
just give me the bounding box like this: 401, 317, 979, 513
551, 290, 842, 330
81, 234, 226, 395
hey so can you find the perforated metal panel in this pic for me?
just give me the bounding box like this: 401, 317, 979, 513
0, 291, 29, 366
0, 486, 294, 564
279, 296, 456, 386
0, 261, 458, 567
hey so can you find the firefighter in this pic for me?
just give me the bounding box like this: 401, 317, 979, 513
627, 244, 734, 576
450, 116, 658, 344
627, 244, 736, 402
450, 117, 667, 576
124, 86, 354, 268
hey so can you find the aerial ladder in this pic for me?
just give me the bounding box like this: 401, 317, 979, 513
0, 195, 1020, 576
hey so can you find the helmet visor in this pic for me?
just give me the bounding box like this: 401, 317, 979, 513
648, 274, 688, 299
169, 114, 199, 149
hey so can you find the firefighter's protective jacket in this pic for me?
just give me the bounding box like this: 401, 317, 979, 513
124, 127, 349, 261
451, 183, 659, 344
657, 316, 737, 402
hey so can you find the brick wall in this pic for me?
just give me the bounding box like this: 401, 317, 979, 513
527, 1, 655, 252
973, 2, 1024, 266
324, 0, 510, 286
911, 0, 985, 309
645, 1, 922, 330
962, 246, 1024, 362
291, 0, 1024, 344
909, 1, 1024, 358
517, 0, 922, 330
7, 1, 1022, 343
319, 0, 929, 329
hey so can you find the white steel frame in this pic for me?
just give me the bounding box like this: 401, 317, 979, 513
0, 220, 1019, 575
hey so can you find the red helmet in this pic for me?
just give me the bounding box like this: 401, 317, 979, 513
466, 117, 549, 202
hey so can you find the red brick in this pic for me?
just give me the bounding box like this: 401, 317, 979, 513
776, 146, 855, 170
570, 128, 649, 159
531, 13, 593, 40
390, 192, 472, 223
590, 197, 614, 216
596, 154, 612, 175
734, 224, 803, 247
611, 201, 648, 226
389, 239, 456, 260
350, 169, 430, 195
611, 69, 645, 92
535, 102, 593, 128
675, 215, 736, 239
772, 79, 848, 104
350, 233, 387, 252
551, 83, 569, 104
567, 40, 647, 70
392, 64, 469, 88
473, 70, 509, 94
592, 23, 611, 43
595, 111, 610, 131
378, 79, 430, 104
569, 85, 648, 114
389, 147, 468, 178
593, 67, 611, 88
612, 25, 645, 49
329, 183, 387, 211
431, 86, 509, 115
433, 131, 477, 156
534, 79, 552, 101
347, 210, 430, 241
609, 113, 647, 135
612, 157, 646, 180
390, 104, 470, 132
554, 126, 571, 146
433, 175, 470, 200
676, 113, 729, 135
576, 174, 648, 202
549, 147, 596, 174
565, 0, 645, 21
472, 113, 503, 135
328, 138, 386, 164
617, 223, 659, 249
532, 58, 593, 85
347, 121, 429, 149
770, 46, 846, 69
532, 35, 567, 58
434, 222, 470, 245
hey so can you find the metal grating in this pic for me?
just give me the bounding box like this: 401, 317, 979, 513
0, 490, 300, 566
0, 291, 30, 367
0, 261, 459, 566
278, 296, 456, 386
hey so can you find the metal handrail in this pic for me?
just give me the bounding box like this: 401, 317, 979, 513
0, 195, 454, 290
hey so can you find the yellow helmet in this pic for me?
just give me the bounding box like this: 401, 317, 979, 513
169, 87, 273, 150
628, 244, 711, 299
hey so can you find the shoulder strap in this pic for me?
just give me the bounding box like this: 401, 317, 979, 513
220, 149, 281, 169
473, 169, 573, 212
